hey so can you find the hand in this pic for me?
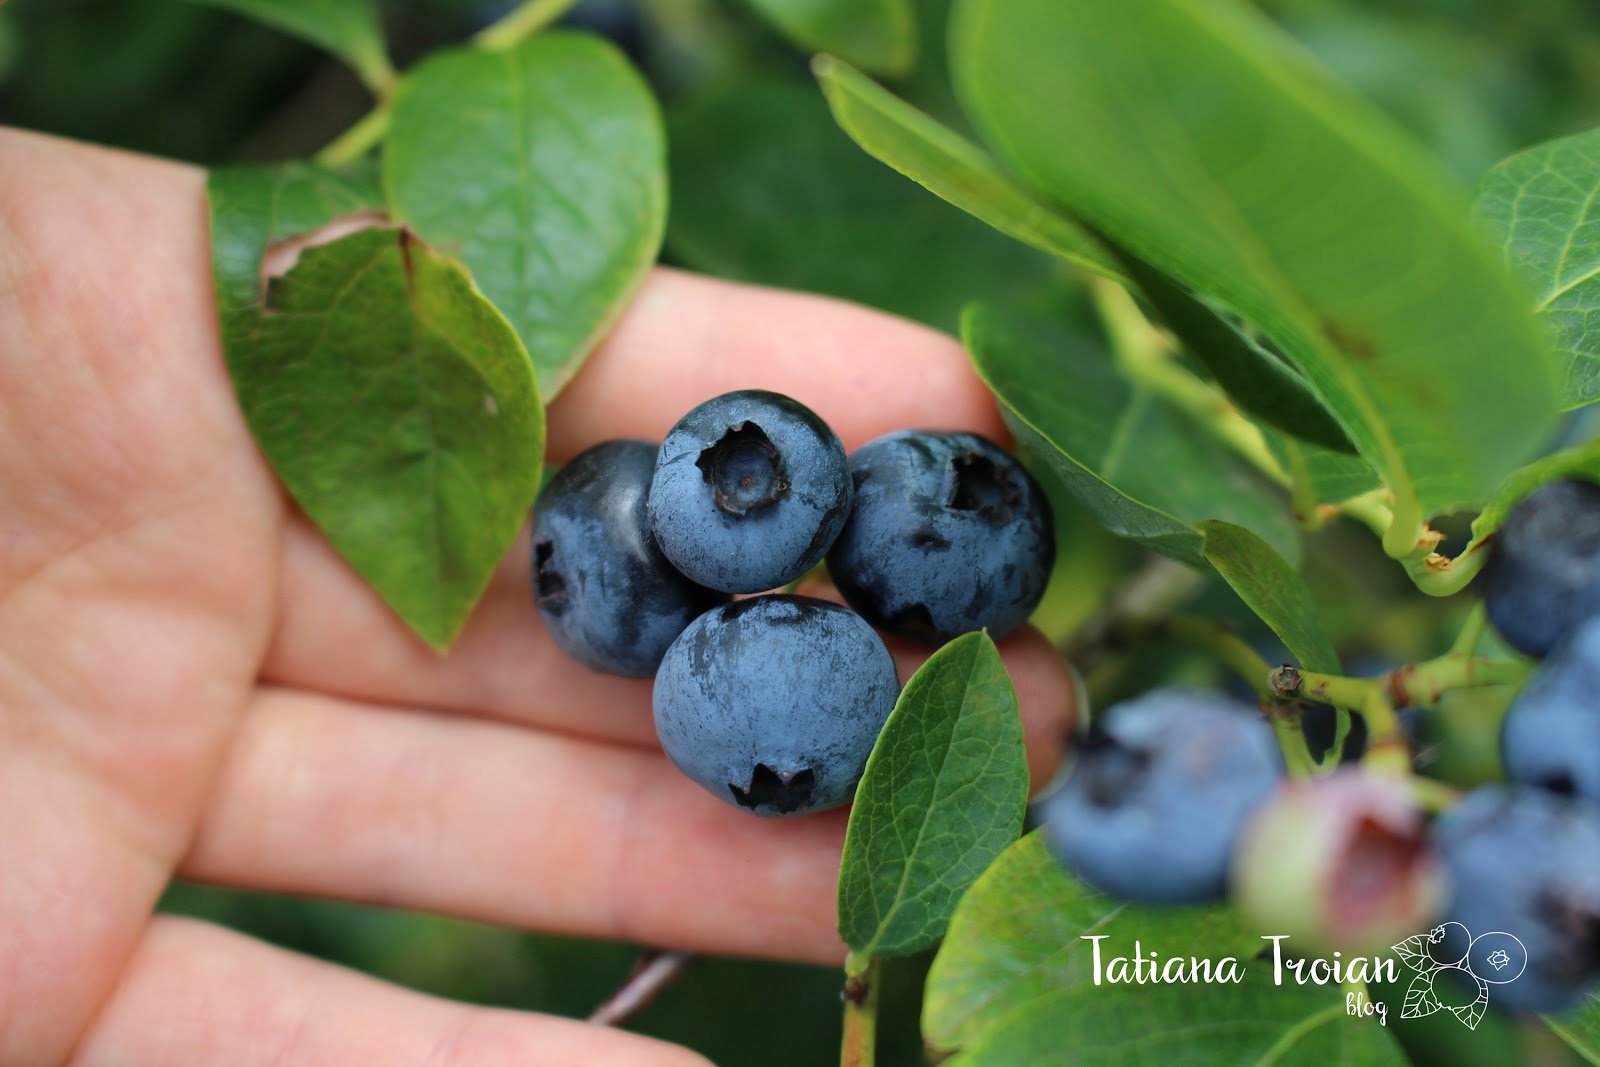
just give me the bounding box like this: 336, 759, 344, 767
0, 128, 1075, 1066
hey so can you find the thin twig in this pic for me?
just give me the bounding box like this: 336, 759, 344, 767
587, 950, 696, 1027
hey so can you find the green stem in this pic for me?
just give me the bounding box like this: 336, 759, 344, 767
1091, 281, 1290, 489
314, 105, 391, 168
840, 957, 880, 1067
1449, 602, 1489, 658
474, 0, 579, 49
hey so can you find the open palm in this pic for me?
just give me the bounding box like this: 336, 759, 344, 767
0, 129, 1074, 1066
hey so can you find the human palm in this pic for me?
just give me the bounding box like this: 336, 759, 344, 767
0, 129, 1073, 1066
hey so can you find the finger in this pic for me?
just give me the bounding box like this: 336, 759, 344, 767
547, 267, 1007, 461
71, 916, 710, 1067
181, 689, 851, 965
263, 518, 1078, 761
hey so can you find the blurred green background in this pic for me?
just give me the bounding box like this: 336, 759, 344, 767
6, 0, 1600, 1062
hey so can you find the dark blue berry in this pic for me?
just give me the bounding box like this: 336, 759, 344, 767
1432, 786, 1600, 1013
1038, 690, 1283, 905
647, 391, 852, 594
652, 595, 899, 817
1481, 479, 1600, 658
532, 440, 727, 677
826, 431, 1053, 644
1501, 614, 1600, 803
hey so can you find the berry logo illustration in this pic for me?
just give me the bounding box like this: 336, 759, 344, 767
1391, 922, 1528, 1030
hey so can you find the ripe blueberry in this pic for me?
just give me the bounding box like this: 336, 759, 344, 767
1038, 690, 1283, 905
652, 595, 899, 817
1501, 614, 1600, 803
1431, 786, 1600, 1012
647, 390, 852, 594
1481, 479, 1600, 658
531, 440, 727, 677
826, 430, 1054, 644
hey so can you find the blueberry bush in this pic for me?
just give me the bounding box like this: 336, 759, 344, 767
22, 0, 1600, 1061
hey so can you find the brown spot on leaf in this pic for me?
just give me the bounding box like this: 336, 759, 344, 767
1321, 318, 1376, 360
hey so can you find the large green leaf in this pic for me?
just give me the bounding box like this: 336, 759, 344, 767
384, 32, 665, 398
1475, 126, 1600, 409
926, 834, 1405, 1064
1547, 991, 1600, 1065
1265, 431, 1382, 508
746, 0, 915, 76
666, 80, 1055, 332
1200, 520, 1340, 673
952, 0, 1560, 543
837, 633, 1027, 961
965, 302, 1299, 568
208, 172, 543, 650
188, 0, 390, 89
929, 832, 1395, 1061
814, 56, 1354, 456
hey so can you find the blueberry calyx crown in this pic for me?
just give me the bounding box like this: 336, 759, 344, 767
1076, 732, 1153, 808
696, 421, 791, 517
729, 762, 816, 813
532, 536, 567, 614
945, 450, 1020, 528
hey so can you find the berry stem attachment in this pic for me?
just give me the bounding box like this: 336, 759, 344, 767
840, 956, 880, 1067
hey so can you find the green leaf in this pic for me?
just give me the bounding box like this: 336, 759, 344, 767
952, 0, 1560, 537
384, 32, 666, 398
837, 632, 1027, 960
1475, 126, 1600, 409
746, 0, 915, 77
926, 834, 1405, 1065
1264, 431, 1382, 508
812, 54, 1119, 279
665, 80, 1055, 332
813, 56, 1353, 456
965, 301, 1300, 568
207, 173, 544, 650
208, 161, 383, 317
1199, 520, 1340, 673
1546, 991, 1600, 1066
189, 0, 390, 90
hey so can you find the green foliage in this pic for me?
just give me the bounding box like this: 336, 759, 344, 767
837, 633, 1027, 961
665, 79, 1056, 332
1475, 127, 1600, 410
187, 0, 391, 89
1547, 992, 1600, 1065
924, 833, 1406, 1065
384, 32, 666, 398
1200, 520, 1340, 673
745, 0, 916, 77
209, 169, 544, 649
951, 0, 1561, 539
965, 302, 1300, 568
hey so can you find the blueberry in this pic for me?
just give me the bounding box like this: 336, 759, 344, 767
1431, 786, 1600, 1012
1037, 690, 1283, 905
1481, 479, 1600, 658
1501, 614, 1600, 803
531, 440, 727, 677
652, 595, 899, 816
647, 391, 852, 594
826, 431, 1054, 644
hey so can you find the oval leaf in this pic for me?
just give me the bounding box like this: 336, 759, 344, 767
189, 0, 391, 89
1475, 126, 1600, 410
814, 56, 1354, 455
384, 32, 666, 397
1546, 992, 1600, 1066
747, 0, 916, 77
952, 0, 1560, 529
926, 834, 1405, 1065
225, 225, 543, 650
667, 80, 1053, 332
1199, 520, 1340, 673
837, 632, 1028, 961
965, 301, 1300, 568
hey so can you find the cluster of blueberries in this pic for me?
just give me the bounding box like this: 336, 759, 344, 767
1039, 478, 1600, 1014
531, 389, 1054, 816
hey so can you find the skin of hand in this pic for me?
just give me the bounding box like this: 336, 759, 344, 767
0, 128, 1076, 1067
